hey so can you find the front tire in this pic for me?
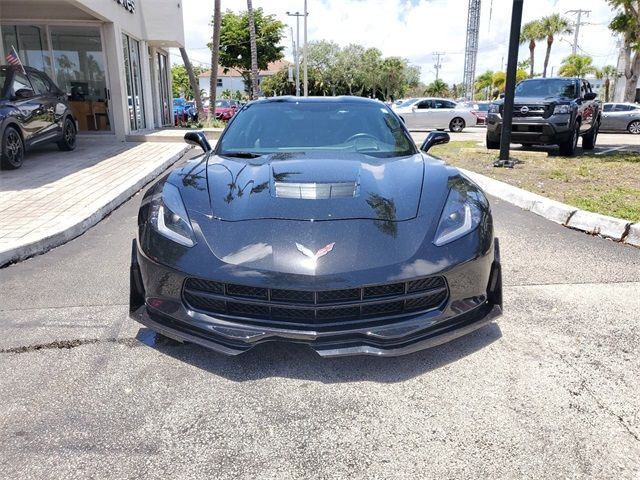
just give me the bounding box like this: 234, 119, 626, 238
1, 126, 25, 170
558, 123, 579, 156
582, 122, 598, 150
628, 120, 640, 134
486, 134, 500, 149
57, 117, 77, 151
449, 117, 465, 132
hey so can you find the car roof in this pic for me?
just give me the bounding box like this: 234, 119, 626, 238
254, 96, 385, 106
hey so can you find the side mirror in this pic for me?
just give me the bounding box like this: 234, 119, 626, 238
583, 92, 597, 100
14, 88, 34, 99
184, 131, 212, 153
420, 131, 450, 152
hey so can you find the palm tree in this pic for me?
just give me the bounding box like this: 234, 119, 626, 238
180, 48, 204, 120
520, 20, 544, 78
247, 0, 259, 99
474, 70, 494, 99
558, 54, 597, 78
596, 65, 618, 102
208, 0, 221, 122
424, 79, 449, 97
539, 14, 573, 77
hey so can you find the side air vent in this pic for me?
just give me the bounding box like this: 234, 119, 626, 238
274, 182, 358, 199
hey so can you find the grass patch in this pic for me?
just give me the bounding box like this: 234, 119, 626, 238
432, 141, 640, 222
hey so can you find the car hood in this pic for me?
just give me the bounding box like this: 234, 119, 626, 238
201, 151, 425, 222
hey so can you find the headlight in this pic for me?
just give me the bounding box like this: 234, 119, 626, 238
488, 104, 500, 114
149, 182, 197, 247
433, 178, 485, 246
553, 104, 571, 114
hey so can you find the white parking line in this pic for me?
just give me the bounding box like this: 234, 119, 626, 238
595, 145, 626, 155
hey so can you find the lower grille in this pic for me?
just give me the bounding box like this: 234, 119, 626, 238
182, 276, 449, 330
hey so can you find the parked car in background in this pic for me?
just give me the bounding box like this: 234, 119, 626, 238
600, 102, 640, 134
214, 99, 240, 121
173, 98, 189, 124
0, 65, 77, 170
394, 97, 477, 132
486, 77, 600, 156
460, 101, 490, 126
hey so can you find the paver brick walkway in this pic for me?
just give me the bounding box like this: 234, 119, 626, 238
0, 138, 189, 266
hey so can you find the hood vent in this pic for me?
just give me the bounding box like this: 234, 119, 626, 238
274, 181, 359, 199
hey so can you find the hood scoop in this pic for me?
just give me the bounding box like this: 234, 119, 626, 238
274, 181, 359, 199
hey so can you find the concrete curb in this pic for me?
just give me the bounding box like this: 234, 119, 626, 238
458, 167, 638, 246
0, 146, 191, 267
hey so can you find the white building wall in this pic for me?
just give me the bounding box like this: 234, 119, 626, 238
198, 75, 248, 98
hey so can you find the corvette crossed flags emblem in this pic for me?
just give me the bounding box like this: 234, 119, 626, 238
295, 242, 335, 261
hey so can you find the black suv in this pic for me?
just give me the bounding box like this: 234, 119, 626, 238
486, 77, 600, 156
0, 65, 77, 169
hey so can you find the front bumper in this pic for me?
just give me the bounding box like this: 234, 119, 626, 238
129, 239, 503, 358
486, 113, 572, 144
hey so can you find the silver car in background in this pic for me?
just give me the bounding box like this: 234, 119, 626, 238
600, 103, 640, 134
394, 97, 477, 132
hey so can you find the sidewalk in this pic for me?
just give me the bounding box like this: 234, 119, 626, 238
0, 137, 190, 266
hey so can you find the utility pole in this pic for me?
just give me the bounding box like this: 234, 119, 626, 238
433, 52, 445, 81
566, 9, 590, 55
287, 10, 304, 96
303, 0, 308, 96
497, 0, 524, 166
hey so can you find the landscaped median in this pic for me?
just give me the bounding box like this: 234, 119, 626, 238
429, 141, 640, 247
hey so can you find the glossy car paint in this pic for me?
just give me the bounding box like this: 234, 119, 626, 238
130, 96, 502, 357
0, 66, 75, 154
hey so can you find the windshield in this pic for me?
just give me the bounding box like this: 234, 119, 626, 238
515, 79, 577, 98
216, 100, 233, 107
173, 98, 185, 106
397, 98, 419, 108
218, 101, 416, 158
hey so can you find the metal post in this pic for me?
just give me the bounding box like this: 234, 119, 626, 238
497, 0, 524, 165
296, 14, 301, 97
287, 10, 304, 97
303, 0, 308, 97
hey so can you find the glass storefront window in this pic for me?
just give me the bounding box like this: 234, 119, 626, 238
50, 26, 106, 102
1, 25, 111, 132
122, 33, 145, 130
1, 25, 53, 79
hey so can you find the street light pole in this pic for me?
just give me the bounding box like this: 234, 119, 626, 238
287, 10, 304, 97
497, 0, 524, 166
303, 0, 308, 97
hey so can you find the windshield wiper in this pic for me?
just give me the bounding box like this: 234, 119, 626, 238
220, 151, 263, 158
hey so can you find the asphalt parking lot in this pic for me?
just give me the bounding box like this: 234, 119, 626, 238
1, 151, 639, 478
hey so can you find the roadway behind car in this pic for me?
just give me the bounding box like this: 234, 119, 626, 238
1, 151, 638, 478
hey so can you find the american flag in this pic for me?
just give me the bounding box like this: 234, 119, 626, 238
6, 46, 26, 74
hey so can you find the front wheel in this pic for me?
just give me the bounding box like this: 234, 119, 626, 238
449, 117, 465, 132
57, 117, 77, 151
486, 134, 500, 149
582, 122, 599, 150
558, 123, 580, 156
0, 126, 25, 170
628, 120, 640, 134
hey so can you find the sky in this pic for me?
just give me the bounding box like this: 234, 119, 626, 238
176, 0, 620, 84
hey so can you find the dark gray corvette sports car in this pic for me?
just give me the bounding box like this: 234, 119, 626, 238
130, 96, 502, 357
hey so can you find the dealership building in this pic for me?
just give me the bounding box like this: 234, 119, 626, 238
0, 0, 184, 140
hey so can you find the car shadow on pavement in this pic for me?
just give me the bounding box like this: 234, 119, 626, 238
135, 322, 502, 383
